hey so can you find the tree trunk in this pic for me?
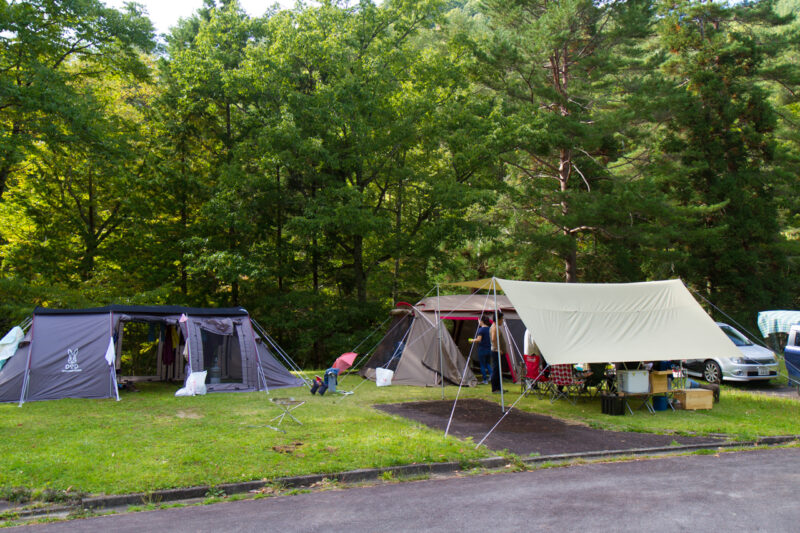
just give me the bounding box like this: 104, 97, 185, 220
0, 122, 20, 198
179, 157, 188, 295
311, 185, 319, 294
353, 233, 366, 302
80, 174, 97, 281
276, 165, 283, 292
392, 172, 403, 302
559, 148, 577, 283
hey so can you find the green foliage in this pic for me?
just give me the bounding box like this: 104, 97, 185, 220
645, 0, 800, 323
470, 0, 656, 282
0, 0, 798, 364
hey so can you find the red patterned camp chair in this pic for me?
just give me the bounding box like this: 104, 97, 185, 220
549, 364, 585, 404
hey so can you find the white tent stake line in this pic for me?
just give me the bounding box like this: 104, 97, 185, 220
349, 314, 393, 356
336, 319, 416, 400
247, 319, 270, 394
340, 283, 440, 391
347, 283, 492, 403
690, 288, 773, 351
475, 368, 549, 449
251, 320, 312, 386
337, 312, 411, 391
445, 291, 493, 438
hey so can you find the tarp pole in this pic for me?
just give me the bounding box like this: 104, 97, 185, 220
109, 313, 120, 401
437, 283, 444, 400
494, 277, 504, 411
18, 315, 35, 407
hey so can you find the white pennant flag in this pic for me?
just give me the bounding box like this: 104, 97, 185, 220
105, 337, 116, 366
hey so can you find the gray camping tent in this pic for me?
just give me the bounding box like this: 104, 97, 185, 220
0, 305, 304, 404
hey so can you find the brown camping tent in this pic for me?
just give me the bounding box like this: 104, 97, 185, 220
359, 294, 525, 387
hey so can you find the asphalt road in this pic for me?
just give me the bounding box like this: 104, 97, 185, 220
14, 447, 800, 532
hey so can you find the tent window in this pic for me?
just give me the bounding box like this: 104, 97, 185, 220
201, 328, 243, 384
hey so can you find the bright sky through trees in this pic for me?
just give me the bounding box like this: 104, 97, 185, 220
105, 0, 298, 35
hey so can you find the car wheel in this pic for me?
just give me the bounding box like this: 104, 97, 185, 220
703, 360, 722, 384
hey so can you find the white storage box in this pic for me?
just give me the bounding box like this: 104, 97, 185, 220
617, 370, 649, 394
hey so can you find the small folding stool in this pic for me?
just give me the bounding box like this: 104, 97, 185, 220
268, 397, 305, 431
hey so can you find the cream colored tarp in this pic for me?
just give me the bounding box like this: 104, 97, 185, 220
495, 278, 741, 365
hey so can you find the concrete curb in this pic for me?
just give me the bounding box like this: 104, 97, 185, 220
79, 457, 509, 511
520, 435, 800, 465
7, 435, 799, 519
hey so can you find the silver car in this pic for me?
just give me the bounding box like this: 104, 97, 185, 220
684, 323, 779, 384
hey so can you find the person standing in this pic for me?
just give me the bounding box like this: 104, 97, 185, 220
470, 315, 493, 384
490, 311, 507, 393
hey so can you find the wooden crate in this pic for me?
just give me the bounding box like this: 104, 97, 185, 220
673, 388, 713, 410
649, 370, 672, 394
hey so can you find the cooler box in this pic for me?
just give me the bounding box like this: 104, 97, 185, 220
617, 370, 649, 394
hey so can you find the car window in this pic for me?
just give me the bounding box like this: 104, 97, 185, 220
720, 325, 752, 346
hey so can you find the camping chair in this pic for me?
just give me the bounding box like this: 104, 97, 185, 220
549, 364, 585, 404
521, 354, 551, 399
581, 363, 612, 398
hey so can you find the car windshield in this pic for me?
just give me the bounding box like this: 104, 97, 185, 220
720, 325, 752, 347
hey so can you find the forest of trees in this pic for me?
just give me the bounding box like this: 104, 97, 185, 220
0, 0, 798, 366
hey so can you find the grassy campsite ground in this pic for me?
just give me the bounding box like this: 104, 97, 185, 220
1, 376, 799, 500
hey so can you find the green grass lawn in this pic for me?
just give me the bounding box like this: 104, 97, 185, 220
1, 375, 799, 497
